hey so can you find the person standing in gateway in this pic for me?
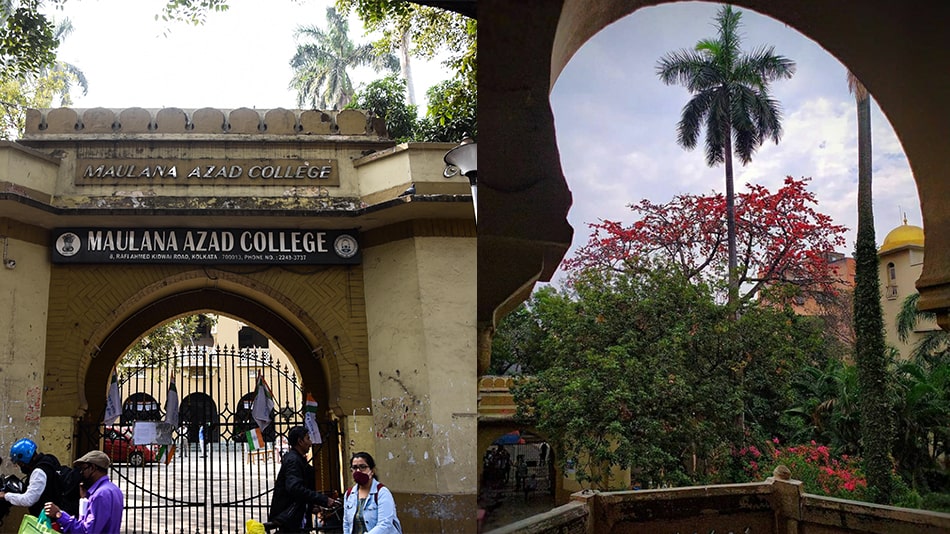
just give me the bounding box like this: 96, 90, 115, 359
44, 450, 123, 534
269, 426, 338, 533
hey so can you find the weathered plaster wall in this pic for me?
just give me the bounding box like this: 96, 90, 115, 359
362, 232, 477, 532
0, 237, 52, 469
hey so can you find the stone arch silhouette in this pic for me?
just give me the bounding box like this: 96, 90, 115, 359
80, 286, 335, 428
479, 1, 950, 368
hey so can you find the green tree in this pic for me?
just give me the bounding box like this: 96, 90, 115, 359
896, 292, 950, 365
336, 0, 476, 110
656, 4, 795, 307
502, 264, 831, 489
848, 71, 893, 504
488, 287, 555, 376
290, 7, 398, 110
0, 17, 86, 138
120, 314, 216, 375
0, 0, 60, 79
893, 359, 950, 489
346, 74, 417, 141
786, 359, 863, 455
417, 77, 476, 142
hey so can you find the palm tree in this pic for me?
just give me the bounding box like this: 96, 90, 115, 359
848, 71, 893, 504
656, 5, 795, 308
290, 7, 398, 110
896, 292, 950, 365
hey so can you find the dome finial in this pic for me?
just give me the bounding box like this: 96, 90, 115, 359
903, 212, 908, 226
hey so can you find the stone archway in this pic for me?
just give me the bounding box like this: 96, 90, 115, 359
479, 0, 950, 371
80, 285, 339, 426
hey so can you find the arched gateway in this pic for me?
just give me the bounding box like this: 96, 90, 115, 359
0, 107, 476, 532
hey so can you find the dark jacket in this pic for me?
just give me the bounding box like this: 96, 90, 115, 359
268, 449, 328, 532
26, 453, 63, 517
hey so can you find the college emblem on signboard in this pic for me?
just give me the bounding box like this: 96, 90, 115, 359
55, 232, 81, 257
333, 234, 359, 259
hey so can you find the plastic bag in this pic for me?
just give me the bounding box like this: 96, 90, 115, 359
18, 510, 55, 534
245, 519, 266, 534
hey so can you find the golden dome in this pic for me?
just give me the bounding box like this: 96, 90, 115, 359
880, 222, 924, 254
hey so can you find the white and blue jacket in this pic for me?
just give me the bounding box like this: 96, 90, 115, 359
342, 478, 400, 534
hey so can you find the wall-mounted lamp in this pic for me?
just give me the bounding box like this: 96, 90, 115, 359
443, 136, 477, 222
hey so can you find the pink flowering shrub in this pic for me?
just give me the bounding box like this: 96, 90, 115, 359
735, 439, 868, 500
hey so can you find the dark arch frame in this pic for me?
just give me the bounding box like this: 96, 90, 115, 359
80, 287, 331, 441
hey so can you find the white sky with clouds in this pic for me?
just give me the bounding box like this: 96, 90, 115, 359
45, 0, 447, 110
550, 2, 921, 284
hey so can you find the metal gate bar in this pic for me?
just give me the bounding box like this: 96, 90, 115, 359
78, 346, 339, 534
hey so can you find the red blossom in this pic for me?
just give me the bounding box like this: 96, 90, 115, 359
563, 177, 847, 304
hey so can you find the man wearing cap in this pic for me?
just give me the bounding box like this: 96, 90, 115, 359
44, 450, 123, 534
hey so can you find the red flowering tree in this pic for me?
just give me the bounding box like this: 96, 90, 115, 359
564, 177, 848, 306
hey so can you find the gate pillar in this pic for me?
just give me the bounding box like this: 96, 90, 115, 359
362, 223, 477, 533
342, 414, 376, 463
39, 416, 76, 463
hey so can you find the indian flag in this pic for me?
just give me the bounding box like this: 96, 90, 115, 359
157, 444, 176, 465
304, 393, 322, 444
246, 427, 265, 452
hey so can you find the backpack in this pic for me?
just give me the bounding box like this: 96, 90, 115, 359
31, 454, 78, 517
56, 465, 81, 516
345, 483, 402, 534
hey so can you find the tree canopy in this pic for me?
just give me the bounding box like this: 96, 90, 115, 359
501, 266, 834, 488
564, 177, 847, 306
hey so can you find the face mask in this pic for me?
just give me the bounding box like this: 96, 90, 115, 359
353, 470, 371, 485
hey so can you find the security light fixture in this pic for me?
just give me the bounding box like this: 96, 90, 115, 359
443, 137, 477, 222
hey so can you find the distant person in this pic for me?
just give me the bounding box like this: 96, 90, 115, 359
524, 474, 538, 503
199, 425, 207, 458
342, 452, 401, 534
539, 442, 549, 464
269, 427, 338, 533
0, 438, 70, 517
515, 455, 528, 491
498, 447, 512, 486
44, 450, 123, 534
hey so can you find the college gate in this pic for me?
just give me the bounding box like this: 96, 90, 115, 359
1, 106, 477, 533
78, 346, 340, 533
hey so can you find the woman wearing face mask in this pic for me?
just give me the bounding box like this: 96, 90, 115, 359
342, 452, 401, 534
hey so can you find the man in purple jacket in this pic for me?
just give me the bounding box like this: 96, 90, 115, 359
44, 450, 123, 534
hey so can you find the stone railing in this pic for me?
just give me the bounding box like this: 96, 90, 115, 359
486, 472, 950, 534
23, 107, 385, 137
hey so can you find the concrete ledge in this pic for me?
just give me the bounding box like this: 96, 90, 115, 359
23, 108, 382, 138
485, 501, 587, 534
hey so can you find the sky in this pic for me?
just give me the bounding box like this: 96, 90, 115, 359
45, 0, 447, 110
549, 2, 921, 286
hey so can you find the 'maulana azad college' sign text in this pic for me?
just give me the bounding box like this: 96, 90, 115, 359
76, 158, 340, 186
51, 228, 360, 265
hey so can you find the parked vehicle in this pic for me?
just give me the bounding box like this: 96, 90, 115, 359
103, 427, 156, 467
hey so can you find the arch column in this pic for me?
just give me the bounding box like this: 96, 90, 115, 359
362, 230, 477, 532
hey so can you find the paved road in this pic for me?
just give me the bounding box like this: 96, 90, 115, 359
114, 442, 284, 534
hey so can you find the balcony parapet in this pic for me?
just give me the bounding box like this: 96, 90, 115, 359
486, 472, 950, 534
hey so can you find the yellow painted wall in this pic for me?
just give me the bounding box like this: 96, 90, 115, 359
362, 231, 476, 529
0, 238, 54, 468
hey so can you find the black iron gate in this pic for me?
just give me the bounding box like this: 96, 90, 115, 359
79, 346, 340, 534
